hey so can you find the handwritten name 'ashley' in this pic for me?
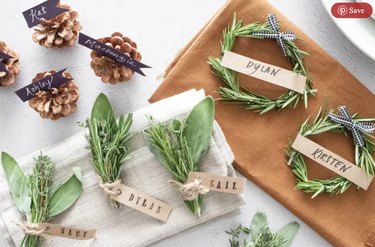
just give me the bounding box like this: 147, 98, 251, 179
26, 76, 53, 97
29, 6, 47, 23
246, 61, 281, 76
311, 148, 352, 172
84, 39, 136, 67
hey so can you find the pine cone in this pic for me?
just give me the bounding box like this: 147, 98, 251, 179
29, 70, 79, 120
0, 41, 20, 86
32, 3, 81, 48
90, 32, 142, 84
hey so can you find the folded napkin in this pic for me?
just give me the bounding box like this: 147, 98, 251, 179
149, 1, 375, 246
0, 89, 245, 247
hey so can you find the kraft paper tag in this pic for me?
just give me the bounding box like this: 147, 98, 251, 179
38, 223, 96, 240
221, 51, 306, 94
110, 183, 172, 222
292, 134, 374, 190
188, 172, 246, 194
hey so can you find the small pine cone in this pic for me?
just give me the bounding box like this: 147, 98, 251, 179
0, 41, 20, 86
29, 70, 79, 120
90, 32, 142, 84
32, 3, 81, 48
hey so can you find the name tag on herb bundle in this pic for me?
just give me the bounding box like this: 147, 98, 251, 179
292, 134, 374, 190
188, 172, 246, 194
221, 51, 306, 94
22, 0, 68, 28
110, 183, 172, 222
32, 223, 96, 240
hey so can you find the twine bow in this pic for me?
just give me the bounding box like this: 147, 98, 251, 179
251, 14, 296, 57
168, 179, 209, 201
14, 221, 50, 240
328, 105, 375, 147
97, 175, 122, 196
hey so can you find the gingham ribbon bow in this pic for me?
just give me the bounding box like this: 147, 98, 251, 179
328, 106, 375, 147
251, 14, 296, 57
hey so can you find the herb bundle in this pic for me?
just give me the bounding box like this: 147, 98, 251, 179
83, 93, 133, 208
1, 152, 83, 247
145, 96, 214, 217
227, 212, 300, 247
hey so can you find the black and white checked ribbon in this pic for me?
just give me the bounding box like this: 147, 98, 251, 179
328, 106, 375, 147
251, 14, 296, 57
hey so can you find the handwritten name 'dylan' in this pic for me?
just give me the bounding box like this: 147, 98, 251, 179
128, 193, 162, 214
84, 39, 136, 67
26, 76, 53, 97
246, 60, 281, 76
29, 6, 47, 23
311, 148, 352, 172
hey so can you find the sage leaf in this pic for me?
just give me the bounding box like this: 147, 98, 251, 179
48, 167, 83, 217
183, 96, 215, 164
275, 222, 300, 247
91, 93, 116, 129
250, 212, 268, 240
1, 152, 31, 213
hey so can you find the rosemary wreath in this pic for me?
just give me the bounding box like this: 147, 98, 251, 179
285, 107, 375, 198
208, 15, 316, 114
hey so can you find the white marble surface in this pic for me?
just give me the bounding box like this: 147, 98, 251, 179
1, 0, 374, 246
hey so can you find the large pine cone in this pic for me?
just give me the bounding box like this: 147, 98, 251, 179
0, 41, 20, 86
90, 32, 142, 84
29, 70, 79, 120
32, 3, 81, 48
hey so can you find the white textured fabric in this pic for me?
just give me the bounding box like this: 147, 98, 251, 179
0, 89, 246, 247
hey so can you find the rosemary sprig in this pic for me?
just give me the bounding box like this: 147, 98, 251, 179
208, 15, 316, 114
286, 108, 375, 198
227, 212, 299, 247
22, 155, 54, 247
145, 119, 203, 217
83, 93, 133, 208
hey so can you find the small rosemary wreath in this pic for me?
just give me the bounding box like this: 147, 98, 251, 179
286, 107, 375, 198
208, 14, 316, 114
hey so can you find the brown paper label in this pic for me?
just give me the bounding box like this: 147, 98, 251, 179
292, 134, 374, 190
39, 223, 96, 240
221, 51, 306, 94
188, 172, 246, 194
110, 184, 172, 222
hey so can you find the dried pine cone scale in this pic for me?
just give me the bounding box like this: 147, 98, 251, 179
32, 3, 81, 48
29, 70, 79, 120
0, 41, 20, 86
90, 32, 142, 84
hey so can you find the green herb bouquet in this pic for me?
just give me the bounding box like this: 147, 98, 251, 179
1, 152, 83, 247
82, 93, 133, 208
145, 96, 215, 217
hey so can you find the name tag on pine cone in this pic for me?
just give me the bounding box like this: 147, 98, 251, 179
78, 33, 151, 76
221, 51, 306, 94
15, 68, 70, 102
188, 172, 246, 194
292, 134, 374, 190
22, 0, 69, 28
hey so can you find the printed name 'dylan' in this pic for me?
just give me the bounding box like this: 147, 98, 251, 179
128, 193, 162, 214
246, 60, 281, 76
311, 148, 352, 172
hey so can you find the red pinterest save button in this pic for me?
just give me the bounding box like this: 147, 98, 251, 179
331, 2, 373, 18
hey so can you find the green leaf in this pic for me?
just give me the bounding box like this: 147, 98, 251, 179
183, 96, 215, 164
275, 222, 300, 247
48, 167, 83, 217
250, 212, 268, 240
1, 152, 31, 213
90, 93, 116, 129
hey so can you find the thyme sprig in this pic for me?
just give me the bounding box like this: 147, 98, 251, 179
208, 15, 316, 114
286, 108, 375, 198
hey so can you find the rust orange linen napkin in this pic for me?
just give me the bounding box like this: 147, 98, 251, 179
149, 0, 375, 246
